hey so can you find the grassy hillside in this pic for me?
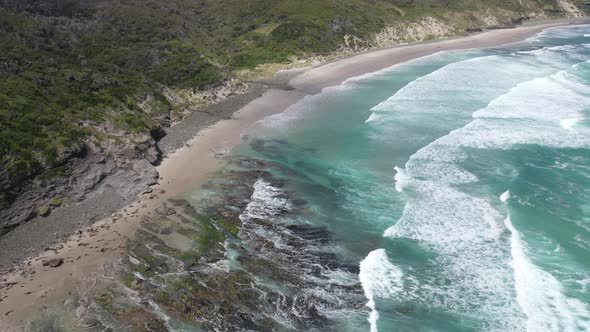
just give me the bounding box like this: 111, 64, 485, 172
0, 0, 585, 208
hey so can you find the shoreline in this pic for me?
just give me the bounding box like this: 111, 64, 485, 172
1, 17, 589, 328
290, 17, 590, 93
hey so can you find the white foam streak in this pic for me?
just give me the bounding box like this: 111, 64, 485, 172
240, 179, 291, 221
380, 46, 590, 329
370, 55, 522, 115
365, 112, 380, 123
473, 70, 590, 124
403, 70, 590, 183
531, 26, 590, 42
501, 189, 590, 332
504, 215, 590, 332
359, 249, 403, 332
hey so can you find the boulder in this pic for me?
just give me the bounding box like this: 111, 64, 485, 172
42, 257, 64, 268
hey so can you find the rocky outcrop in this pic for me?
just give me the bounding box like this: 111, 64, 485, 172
41, 257, 64, 268
55, 156, 366, 331
559, 0, 585, 17
372, 17, 454, 47
161, 79, 250, 125
0, 132, 163, 237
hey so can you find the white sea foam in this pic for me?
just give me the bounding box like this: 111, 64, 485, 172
513, 43, 590, 69
386, 181, 505, 244
256, 95, 310, 129
405, 69, 590, 168
370, 55, 534, 115
393, 166, 409, 192
366, 52, 571, 143
530, 25, 590, 42
504, 215, 590, 332
359, 249, 403, 332
384, 179, 518, 328
258, 52, 451, 130
240, 179, 291, 221
365, 112, 380, 123
380, 43, 590, 329
473, 70, 590, 123
560, 118, 580, 129
500, 190, 511, 203
406, 145, 478, 184
342, 52, 449, 85
446, 119, 589, 149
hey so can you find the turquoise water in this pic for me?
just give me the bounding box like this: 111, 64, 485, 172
226, 25, 590, 331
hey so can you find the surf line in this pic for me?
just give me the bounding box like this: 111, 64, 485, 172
501, 190, 590, 331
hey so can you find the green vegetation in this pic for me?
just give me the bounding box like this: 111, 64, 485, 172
37, 205, 50, 217
48, 198, 63, 207
0, 6, 221, 199
212, 215, 241, 237
120, 272, 136, 289
0, 0, 582, 206
196, 216, 225, 253
95, 292, 114, 310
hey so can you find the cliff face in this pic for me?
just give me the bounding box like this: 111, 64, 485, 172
0, 0, 587, 233
341, 0, 586, 50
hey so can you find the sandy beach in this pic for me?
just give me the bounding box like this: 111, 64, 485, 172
1, 17, 588, 329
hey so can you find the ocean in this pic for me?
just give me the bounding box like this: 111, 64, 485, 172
220, 24, 590, 331
94, 24, 590, 332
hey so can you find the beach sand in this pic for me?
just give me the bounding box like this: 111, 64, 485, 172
1, 17, 588, 329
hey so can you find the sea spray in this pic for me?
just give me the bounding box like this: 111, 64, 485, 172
393, 166, 409, 192
240, 179, 292, 221
359, 249, 403, 332
500, 190, 511, 203
560, 118, 580, 129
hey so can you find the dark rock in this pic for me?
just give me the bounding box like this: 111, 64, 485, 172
76, 158, 115, 193
149, 126, 167, 142
131, 159, 159, 186
144, 146, 161, 165
42, 257, 64, 268
465, 28, 483, 33
136, 138, 162, 166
